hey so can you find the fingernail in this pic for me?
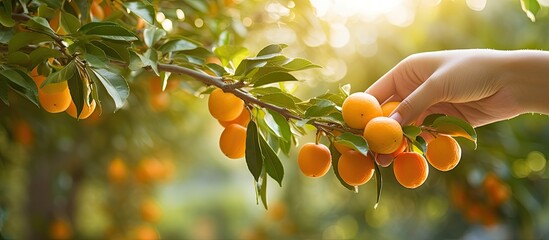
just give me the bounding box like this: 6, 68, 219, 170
390, 112, 402, 124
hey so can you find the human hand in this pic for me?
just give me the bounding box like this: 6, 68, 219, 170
366, 49, 549, 127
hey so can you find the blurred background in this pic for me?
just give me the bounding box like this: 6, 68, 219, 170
2, 0, 549, 239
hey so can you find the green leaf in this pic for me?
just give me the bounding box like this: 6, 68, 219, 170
412, 136, 427, 154
37, 5, 56, 19
257, 170, 268, 209
90, 68, 129, 111
0, 69, 38, 98
7, 52, 30, 66
79, 22, 138, 41
128, 51, 144, 71
42, 61, 76, 86
282, 58, 321, 71
8, 32, 52, 53
26, 16, 55, 36
335, 132, 369, 157
252, 72, 298, 87
317, 92, 345, 106
304, 99, 337, 118
141, 48, 159, 75
84, 43, 109, 69
0, 79, 8, 105
249, 87, 282, 96
521, 0, 540, 22
257, 44, 287, 56
329, 143, 355, 191
246, 121, 264, 181
372, 153, 383, 209
214, 45, 249, 68
91, 41, 130, 62
421, 113, 445, 127
143, 27, 166, 48
123, 1, 155, 25
403, 125, 421, 140
259, 92, 297, 110
67, 69, 85, 118
160, 72, 171, 92
29, 47, 62, 67
60, 11, 81, 34
259, 133, 284, 187
432, 116, 477, 145
264, 109, 292, 143
0, 1, 14, 27
158, 38, 198, 53
339, 84, 351, 97
315, 112, 346, 126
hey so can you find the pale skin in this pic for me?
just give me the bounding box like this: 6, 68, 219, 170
366, 49, 549, 128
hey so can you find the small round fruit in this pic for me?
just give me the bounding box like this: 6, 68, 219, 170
219, 124, 247, 159
297, 143, 332, 178
363, 116, 403, 154
391, 138, 407, 157
38, 87, 72, 113
393, 152, 429, 189
338, 150, 375, 186
208, 88, 245, 121
140, 199, 161, 223
381, 101, 400, 117
425, 134, 461, 171
66, 100, 97, 119
341, 92, 382, 129
218, 108, 250, 127
90, 2, 105, 20
108, 157, 127, 184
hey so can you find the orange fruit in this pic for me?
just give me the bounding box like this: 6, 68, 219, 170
149, 92, 170, 111
363, 116, 403, 154
66, 100, 97, 119
341, 92, 382, 129
393, 152, 429, 189
218, 108, 250, 127
49, 12, 60, 32
219, 124, 247, 159
425, 134, 461, 171
136, 158, 167, 184
136, 18, 146, 30
297, 143, 332, 178
483, 173, 511, 206
107, 157, 127, 184
331, 130, 352, 154
49, 218, 72, 240
140, 199, 161, 223
268, 201, 287, 221
38, 86, 72, 113
90, 2, 105, 20
133, 225, 159, 240
390, 138, 407, 157
208, 88, 245, 121
205, 56, 222, 65
14, 120, 33, 147
381, 101, 400, 117
337, 150, 375, 186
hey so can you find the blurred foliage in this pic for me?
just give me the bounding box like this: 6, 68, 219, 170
1, 0, 549, 239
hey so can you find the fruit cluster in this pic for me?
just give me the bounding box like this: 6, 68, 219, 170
31, 67, 97, 119
298, 92, 463, 189
208, 88, 250, 159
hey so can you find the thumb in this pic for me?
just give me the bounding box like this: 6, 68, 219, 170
390, 79, 442, 126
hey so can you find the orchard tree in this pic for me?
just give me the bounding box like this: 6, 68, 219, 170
0, 0, 546, 239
